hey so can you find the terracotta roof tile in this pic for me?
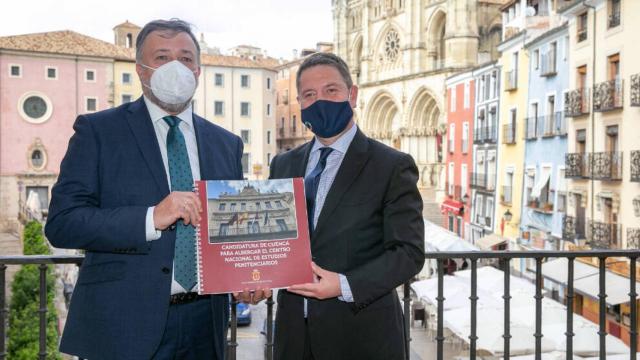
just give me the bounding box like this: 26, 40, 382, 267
0, 30, 135, 60
200, 53, 280, 70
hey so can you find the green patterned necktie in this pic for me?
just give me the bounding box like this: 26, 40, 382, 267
163, 115, 196, 291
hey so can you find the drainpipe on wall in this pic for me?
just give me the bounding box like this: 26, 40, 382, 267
583, 0, 596, 239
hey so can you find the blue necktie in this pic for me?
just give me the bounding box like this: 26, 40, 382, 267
305, 147, 334, 233
164, 116, 196, 291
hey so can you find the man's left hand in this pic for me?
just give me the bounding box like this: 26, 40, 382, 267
233, 287, 272, 305
288, 262, 341, 300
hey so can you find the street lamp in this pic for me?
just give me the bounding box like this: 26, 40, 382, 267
503, 209, 513, 223
462, 193, 469, 204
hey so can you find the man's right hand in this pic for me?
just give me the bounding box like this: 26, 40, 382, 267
153, 191, 202, 230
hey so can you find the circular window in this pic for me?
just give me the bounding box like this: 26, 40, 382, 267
384, 30, 400, 62
18, 91, 53, 124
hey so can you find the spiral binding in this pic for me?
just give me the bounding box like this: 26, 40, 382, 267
193, 181, 205, 294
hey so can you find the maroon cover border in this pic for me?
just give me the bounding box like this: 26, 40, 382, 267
195, 178, 313, 294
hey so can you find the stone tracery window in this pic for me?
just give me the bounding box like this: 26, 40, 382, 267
384, 30, 400, 62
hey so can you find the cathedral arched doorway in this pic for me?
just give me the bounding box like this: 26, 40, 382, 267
363, 91, 399, 146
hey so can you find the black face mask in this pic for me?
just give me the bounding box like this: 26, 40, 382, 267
301, 99, 353, 138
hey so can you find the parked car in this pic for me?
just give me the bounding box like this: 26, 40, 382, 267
235, 302, 252, 326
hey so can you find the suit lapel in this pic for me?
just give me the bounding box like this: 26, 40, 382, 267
125, 98, 170, 196
313, 130, 370, 237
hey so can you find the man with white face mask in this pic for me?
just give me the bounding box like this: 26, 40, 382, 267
46, 19, 261, 360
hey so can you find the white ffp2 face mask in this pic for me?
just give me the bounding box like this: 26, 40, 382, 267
140, 60, 197, 105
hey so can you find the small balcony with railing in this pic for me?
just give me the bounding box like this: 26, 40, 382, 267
631, 73, 640, 107
504, 70, 517, 91
590, 151, 623, 181
564, 88, 590, 117
587, 219, 622, 249
593, 79, 623, 112
565, 153, 590, 179
502, 123, 517, 145
446, 183, 467, 203
501, 185, 513, 205
628, 228, 640, 249
608, 10, 621, 28
551, 112, 567, 136
631, 150, 640, 183
540, 51, 557, 77
524, 116, 538, 140
562, 214, 586, 241
473, 125, 497, 144
470, 172, 487, 190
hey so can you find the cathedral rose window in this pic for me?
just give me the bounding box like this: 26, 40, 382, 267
384, 30, 400, 62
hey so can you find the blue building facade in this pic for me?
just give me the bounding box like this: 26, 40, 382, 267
520, 24, 569, 252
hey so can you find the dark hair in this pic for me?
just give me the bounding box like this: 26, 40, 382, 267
296, 52, 353, 91
135, 19, 200, 65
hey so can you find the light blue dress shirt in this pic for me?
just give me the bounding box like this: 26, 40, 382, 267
305, 123, 358, 305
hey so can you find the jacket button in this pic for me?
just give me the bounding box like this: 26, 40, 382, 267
162, 267, 171, 274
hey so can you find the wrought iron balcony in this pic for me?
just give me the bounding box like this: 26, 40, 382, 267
631, 73, 640, 107
540, 51, 557, 77
4, 250, 640, 360
562, 215, 577, 241
628, 228, 640, 249
587, 220, 622, 249
524, 117, 538, 140
564, 88, 590, 117
552, 112, 567, 136
470, 172, 487, 189
631, 150, 640, 183
593, 79, 623, 112
577, 29, 587, 42
473, 125, 497, 144
446, 183, 467, 202
591, 151, 623, 181
504, 70, 517, 91
565, 152, 589, 179
608, 11, 621, 28
502, 123, 517, 145
501, 185, 512, 205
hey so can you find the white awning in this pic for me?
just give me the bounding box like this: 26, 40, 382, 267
573, 270, 640, 306
531, 168, 551, 198
541, 258, 599, 285
423, 219, 478, 252
476, 233, 506, 250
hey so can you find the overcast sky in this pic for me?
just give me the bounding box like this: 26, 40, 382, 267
0, 0, 334, 60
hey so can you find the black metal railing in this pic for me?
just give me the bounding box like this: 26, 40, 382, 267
552, 112, 567, 136
593, 79, 623, 112
473, 125, 497, 144
503, 123, 517, 145
563, 215, 577, 241
628, 228, 640, 249
423, 250, 639, 360
0, 255, 276, 360
470, 172, 487, 189
587, 220, 622, 249
540, 51, 557, 77
632, 74, 640, 107
446, 183, 465, 202
524, 116, 538, 140
505, 70, 517, 91
577, 29, 587, 42
4, 250, 640, 360
608, 11, 621, 28
564, 88, 590, 117
631, 151, 640, 183
565, 153, 589, 179
591, 151, 623, 181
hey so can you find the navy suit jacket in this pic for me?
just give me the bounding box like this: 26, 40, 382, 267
45, 97, 243, 360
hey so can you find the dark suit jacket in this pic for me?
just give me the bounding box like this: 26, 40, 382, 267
45, 97, 244, 360
269, 128, 425, 360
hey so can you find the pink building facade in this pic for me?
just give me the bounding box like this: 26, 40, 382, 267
0, 31, 120, 233
442, 71, 475, 240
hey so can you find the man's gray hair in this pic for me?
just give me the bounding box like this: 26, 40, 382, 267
296, 52, 353, 91
135, 19, 200, 65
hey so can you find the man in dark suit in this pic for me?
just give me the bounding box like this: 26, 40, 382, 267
269, 53, 425, 359
45, 19, 260, 360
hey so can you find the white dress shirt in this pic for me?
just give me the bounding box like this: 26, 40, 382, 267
142, 96, 201, 295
